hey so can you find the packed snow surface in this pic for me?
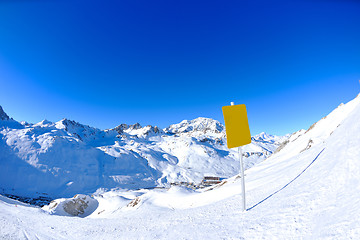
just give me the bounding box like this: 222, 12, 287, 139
1, 94, 360, 239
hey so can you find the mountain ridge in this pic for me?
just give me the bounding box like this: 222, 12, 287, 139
0, 105, 287, 199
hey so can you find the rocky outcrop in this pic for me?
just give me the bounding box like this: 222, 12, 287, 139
0, 106, 10, 121
44, 194, 99, 217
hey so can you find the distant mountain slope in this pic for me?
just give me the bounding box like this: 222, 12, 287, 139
0, 106, 287, 199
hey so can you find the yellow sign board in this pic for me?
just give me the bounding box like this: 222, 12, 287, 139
222, 104, 251, 148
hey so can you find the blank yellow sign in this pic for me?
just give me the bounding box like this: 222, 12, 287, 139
222, 104, 251, 148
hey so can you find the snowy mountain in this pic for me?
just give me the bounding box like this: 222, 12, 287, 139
0, 106, 286, 199
1, 94, 360, 239
164, 117, 224, 135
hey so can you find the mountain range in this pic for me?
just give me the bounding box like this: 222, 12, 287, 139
0, 107, 287, 199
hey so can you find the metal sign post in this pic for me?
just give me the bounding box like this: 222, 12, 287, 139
231, 102, 246, 211
222, 102, 251, 212
238, 145, 246, 211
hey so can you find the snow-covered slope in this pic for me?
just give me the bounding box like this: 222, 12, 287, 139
1, 94, 360, 239
274, 93, 360, 158
0, 106, 286, 199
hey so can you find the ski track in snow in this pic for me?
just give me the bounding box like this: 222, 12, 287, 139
247, 148, 325, 211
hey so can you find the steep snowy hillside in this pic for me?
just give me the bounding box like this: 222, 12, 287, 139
273, 93, 360, 158
1, 94, 359, 239
0, 106, 286, 200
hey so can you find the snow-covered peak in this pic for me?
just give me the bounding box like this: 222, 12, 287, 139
112, 123, 129, 134
0, 106, 24, 129
253, 132, 272, 141
55, 118, 81, 130
129, 123, 142, 130
135, 125, 163, 135
165, 117, 224, 135
113, 123, 142, 134
123, 124, 164, 138
20, 121, 30, 126
33, 119, 53, 127
111, 122, 160, 138
0, 105, 10, 121
252, 132, 289, 144
55, 118, 102, 141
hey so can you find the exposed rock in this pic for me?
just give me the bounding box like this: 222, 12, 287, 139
130, 123, 142, 130
0, 106, 10, 121
113, 123, 142, 134
127, 197, 141, 207
300, 139, 314, 153
114, 123, 130, 134
274, 140, 289, 154
61, 194, 98, 217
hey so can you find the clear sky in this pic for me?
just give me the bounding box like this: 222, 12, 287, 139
0, 0, 359, 135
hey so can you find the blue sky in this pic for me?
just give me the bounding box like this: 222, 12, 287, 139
0, 0, 359, 135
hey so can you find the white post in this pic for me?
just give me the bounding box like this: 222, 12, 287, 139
239, 146, 246, 211
231, 101, 246, 211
